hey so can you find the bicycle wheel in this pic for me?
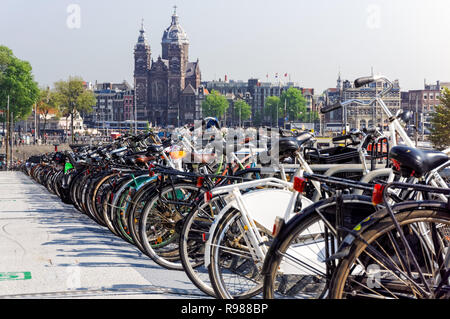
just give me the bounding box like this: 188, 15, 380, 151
207, 207, 267, 299
113, 181, 140, 244
109, 175, 139, 242
82, 171, 106, 222
263, 195, 376, 299
126, 178, 159, 254
179, 195, 225, 297
100, 175, 123, 236
139, 182, 204, 270
329, 203, 450, 299
86, 171, 112, 225
91, 172, 118, 227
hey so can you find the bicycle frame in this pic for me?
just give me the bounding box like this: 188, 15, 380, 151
203, 176, 310, 268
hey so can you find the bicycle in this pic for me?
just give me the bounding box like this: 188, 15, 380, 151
262, 143, 450, 299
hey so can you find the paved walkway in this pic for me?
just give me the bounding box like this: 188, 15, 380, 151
0, 171, 207, 299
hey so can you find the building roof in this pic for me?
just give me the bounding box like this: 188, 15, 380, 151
182, 83, 196, 95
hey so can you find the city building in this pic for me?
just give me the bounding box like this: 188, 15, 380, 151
322, 74, 401, 133
133, 9, 203, 126
404, 80, 450, 129
204, 78, 313, 126
84, 81, 134, 130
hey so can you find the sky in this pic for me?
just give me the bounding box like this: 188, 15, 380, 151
1, 0, 450, 93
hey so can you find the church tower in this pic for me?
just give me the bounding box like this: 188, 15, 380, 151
133, 8, 201, 126
161, 6, 190, 110
134, 20, 151, 120
161, 6, 189, 67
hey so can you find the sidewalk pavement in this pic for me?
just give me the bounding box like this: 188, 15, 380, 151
0, 171, 208, 299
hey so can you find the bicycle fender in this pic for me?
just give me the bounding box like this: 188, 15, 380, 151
204, 189, 312, 267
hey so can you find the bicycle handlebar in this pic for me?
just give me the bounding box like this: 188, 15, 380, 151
354, 76, 375, 88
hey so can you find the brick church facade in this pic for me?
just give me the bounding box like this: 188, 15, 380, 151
134, 9, 202, 126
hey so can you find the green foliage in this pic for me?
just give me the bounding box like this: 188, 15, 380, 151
37, 87, 59, 117
264, 96, 281, 124
301, 110, 319, 122
0, 45, 39, 121
252, 109, 263, 126
53, 76, 96, 142
233, 99, 251, 121
280, 87, 307, 121
53, 76, 96, 117
430, 87, 450, 149
37, 87, 59, 141
201, 89, 229, 119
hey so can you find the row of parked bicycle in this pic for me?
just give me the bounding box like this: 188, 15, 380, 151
21, 75, 449, 299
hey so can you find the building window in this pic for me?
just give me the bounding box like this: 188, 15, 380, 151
360, 119, 367, 129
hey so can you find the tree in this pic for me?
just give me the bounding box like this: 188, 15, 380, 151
233, 99, 251, 125
201, 89, 229, 120
264, 96, 281, 125
430, 87, 450, 149
53, 76, 96, 143
252, 110, 263, 127
37, 87, 59, 143
280, 87, 307, 122
0, 46, 39, 122
303, 110, 319, 123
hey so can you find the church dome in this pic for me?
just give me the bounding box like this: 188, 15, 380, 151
162, 9, 189, 45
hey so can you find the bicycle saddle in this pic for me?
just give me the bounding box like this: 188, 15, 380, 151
295, 132, 314, 147
389, 145, 449, 177
400, 110, 413, 124
146, 143, 164, 154
278, 137, 301, 153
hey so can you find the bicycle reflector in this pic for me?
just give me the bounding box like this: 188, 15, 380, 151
170, 151, 186, 160
148, 164, 155, 176
372, 184, 385, 206
293, 176, 307, 193
204, 191, 213, 203
196, 176, 205, 188
272, 216, 284, 237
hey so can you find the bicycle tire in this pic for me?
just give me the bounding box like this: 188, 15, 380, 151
329, 203, 450, 299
